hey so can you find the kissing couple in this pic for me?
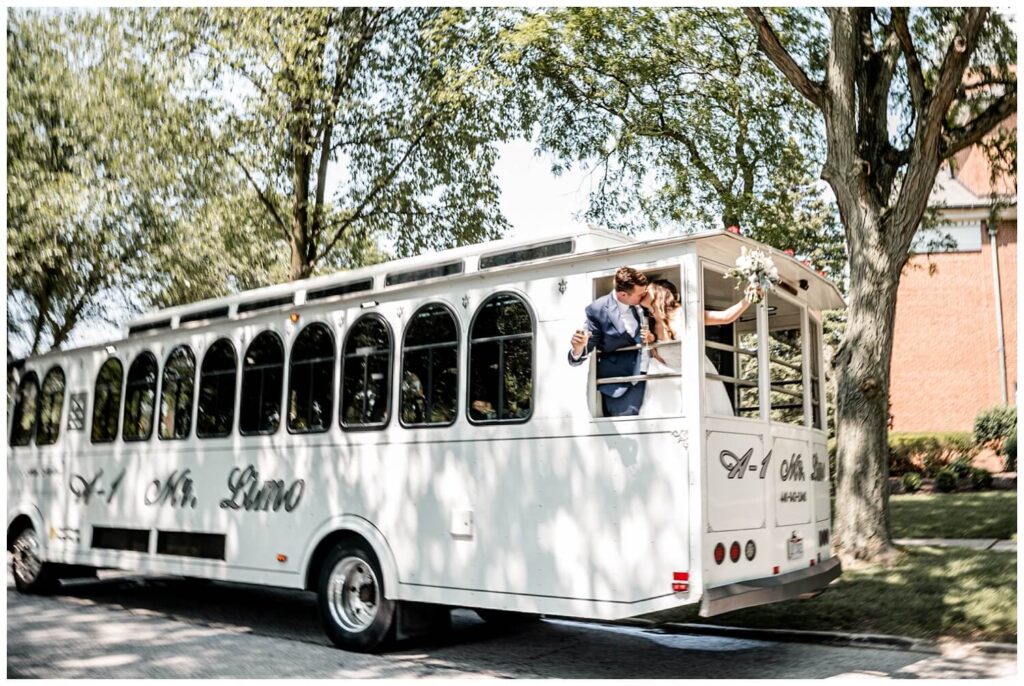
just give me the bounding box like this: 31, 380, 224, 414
568, 267, 751, 417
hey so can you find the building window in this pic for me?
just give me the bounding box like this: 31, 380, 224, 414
197, 339, 237, 438
288, 322, 335, 434
92, 358, 123, 443
36, 367, 65, 446
159, 346, 196, 440
239, 331, 285, 435
341, 315, 392, 429
123, 352, 159, 441
468, 293, 534, 423
401, 304, 459, 427
9, 371, 39, 446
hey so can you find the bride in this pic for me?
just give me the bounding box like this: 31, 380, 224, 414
639, 279, 753, 417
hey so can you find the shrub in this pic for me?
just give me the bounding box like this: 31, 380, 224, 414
1003, 429, 1016, 473
935, 468, 958, 493
969, 468, 993, 490
902, 472, 923, 494
888, 432, 977, 478
973, 405, 1017, 447
949, 456, 973, 479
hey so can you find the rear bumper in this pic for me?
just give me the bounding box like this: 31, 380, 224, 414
699, 556, 842, 617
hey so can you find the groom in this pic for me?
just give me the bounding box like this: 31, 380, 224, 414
568, 267, 653, 416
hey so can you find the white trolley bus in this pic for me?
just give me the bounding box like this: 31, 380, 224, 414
7, 228, 843, 651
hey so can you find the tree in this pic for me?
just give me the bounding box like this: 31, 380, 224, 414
506, 7, 846, 275
745, 7, 1016, 561
167, 7, 521, 281
6, 10, 281, 357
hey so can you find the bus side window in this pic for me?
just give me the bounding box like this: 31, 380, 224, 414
9, 371, 39, 446
197, 338, 237, 438
401, 303, 458, 427
36, 366, 65, 446
92, 358, 123, 443
239, 331, 285, 436
159, 346, 196, 440
123, 352, 158, 442
468, 292, 534, 423
288, 322, 335, 434
340, 314, 392, 429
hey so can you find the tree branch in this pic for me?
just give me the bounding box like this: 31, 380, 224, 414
928, 8, 989, 129
891, 8, 925, 113
943, 93, 1017, 158
226, 148, 289, 241
743, 7, 824, 108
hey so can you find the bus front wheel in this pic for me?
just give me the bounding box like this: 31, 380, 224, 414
317, 539, 396, 652
10, 527, 58, 594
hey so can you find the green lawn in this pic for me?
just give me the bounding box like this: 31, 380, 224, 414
890, 491, 1018, 539
644, 547, 1017, 643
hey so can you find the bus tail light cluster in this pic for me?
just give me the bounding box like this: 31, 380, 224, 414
714, 540, 756, 565
671, 571, 689, 593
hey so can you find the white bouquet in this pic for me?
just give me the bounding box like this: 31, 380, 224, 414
725, 247, 780, 304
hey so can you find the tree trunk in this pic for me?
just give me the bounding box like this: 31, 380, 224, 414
288, 119, 313, 282
831, 215, 902, 563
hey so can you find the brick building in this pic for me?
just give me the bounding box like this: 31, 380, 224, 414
889, 114, 1017, 433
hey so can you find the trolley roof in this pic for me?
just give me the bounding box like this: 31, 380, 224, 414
25, 227, 845, 361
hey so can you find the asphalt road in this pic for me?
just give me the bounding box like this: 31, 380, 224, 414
6, 571, 1017, 679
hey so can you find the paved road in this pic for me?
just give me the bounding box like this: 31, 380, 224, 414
6, 572, 1017, 679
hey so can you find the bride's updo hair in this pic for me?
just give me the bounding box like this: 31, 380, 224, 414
648, 279, 681, 339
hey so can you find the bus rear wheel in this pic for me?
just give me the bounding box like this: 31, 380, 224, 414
317, 539, 396, 652
11, 527, 58, 594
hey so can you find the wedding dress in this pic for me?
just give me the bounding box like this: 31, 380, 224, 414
640, 311, 735, 417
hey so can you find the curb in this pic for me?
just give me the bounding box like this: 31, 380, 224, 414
597, 618, 1017, 656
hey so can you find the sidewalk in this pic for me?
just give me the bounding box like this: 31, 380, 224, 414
894, 538, 1016, 552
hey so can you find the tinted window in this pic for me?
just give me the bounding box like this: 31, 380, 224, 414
159, 346, 196, 440
288, 323, 335, 433
92, 358, 123, 443
239, 331, 284, 435
468, 293, 534, 423
36, 367, 66, 446
401, 304, 458, 427
9, 372, 39, 446
341, 315, 392, 428
123, 352, 158, 441
197, 339, 237, 438
479, 240, 574, 269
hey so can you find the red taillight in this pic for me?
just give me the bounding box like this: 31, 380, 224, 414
714, 543, 725, 565
729, 541, 741, 563
672, 571, 689, 593
773, 565, 780, 575
809, 559, 816, 566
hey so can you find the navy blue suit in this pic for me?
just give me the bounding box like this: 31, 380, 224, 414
568, 293, 647, 416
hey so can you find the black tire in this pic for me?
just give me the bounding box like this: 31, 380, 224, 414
475, 608, 542, 625
10, 527, 59, 594
317, 538, 396, 652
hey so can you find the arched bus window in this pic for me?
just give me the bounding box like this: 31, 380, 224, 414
401, 303, 458, 427
468, 292, 534, 423
123, 352, 158, 442
239, 331, 284, 435
197, 339, 237, 438
340, 315, 392, 429
36, 367, 66, 446
288, 322, 334, 434
9, 371, 39, 446
159, 346, 196, 440
92, 358, 123, 443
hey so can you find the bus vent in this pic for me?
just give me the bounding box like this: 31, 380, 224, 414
156, 531, 226, 560
385, 260, 463, 287
237, 294, 295, 315
92, 526, 150, 553
479, 239, 575, 269
306, 278, 375, 302
179, 305, 230, 325
128, 319, 172, 336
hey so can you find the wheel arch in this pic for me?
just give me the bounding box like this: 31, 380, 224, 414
7, 506, 44, 551
301, 515, 400, 597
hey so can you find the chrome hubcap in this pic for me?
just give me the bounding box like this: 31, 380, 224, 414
12, 529, 42, 584
326, 556, 380, 632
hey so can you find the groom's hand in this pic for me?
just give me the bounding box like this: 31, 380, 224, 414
642, 330, 656, 345
570, 330, 589, 358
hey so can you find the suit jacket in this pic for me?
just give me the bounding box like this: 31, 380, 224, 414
568, 292, 646, 398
